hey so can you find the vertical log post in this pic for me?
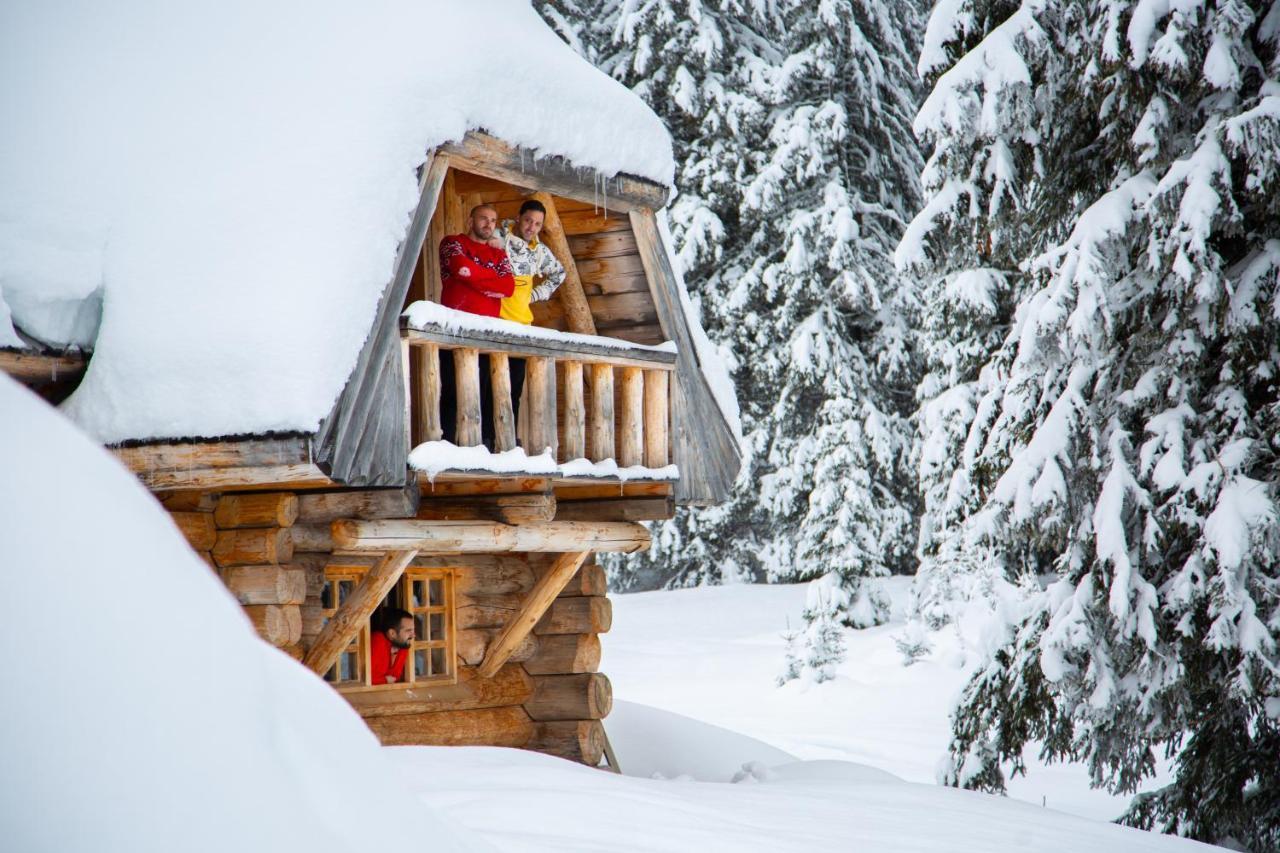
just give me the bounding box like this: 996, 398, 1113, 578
413, 343, 443, 444
618, 367, 644, 468
526, 357, 554, 456
454, 347, 482, 447
643, 369, 669, 468
490, 352, 517, 452
588, 363, 615, 462
561, 361, 585, 462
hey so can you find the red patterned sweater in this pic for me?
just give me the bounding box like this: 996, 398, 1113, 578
439, 233, 515, 317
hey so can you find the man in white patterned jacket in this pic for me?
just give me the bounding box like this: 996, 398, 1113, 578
494, 199, 566, 326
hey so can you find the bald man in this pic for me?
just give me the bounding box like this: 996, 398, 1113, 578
438, 204, 515, 316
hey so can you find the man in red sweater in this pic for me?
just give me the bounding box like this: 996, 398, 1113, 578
369, 608, 414, 685
439, 204, 515, 316
438, 204, 517, 447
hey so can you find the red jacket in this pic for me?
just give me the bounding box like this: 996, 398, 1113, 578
369, 630, 407, 685
439, 233, 515, 317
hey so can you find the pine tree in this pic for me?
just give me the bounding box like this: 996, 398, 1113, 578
902, 1, 1280, 846
540, 1, 928, 634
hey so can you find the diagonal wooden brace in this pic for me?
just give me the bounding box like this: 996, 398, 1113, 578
302, 549, 418, 677
478, 551, 590, 678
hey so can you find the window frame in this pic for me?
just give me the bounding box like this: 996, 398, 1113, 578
320, 564, 458, 692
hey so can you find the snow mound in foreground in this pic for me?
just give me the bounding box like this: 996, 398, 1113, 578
0, 376, 488, 853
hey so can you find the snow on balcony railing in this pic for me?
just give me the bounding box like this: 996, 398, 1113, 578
400, 301, 678, 481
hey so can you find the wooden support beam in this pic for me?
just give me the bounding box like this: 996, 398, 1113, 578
330, 519, 650, 554
454, 347, 483, 447
618, 367, 644, 467
643, 369, 669, 468
478, 551, 589, 678
416, 493, 556, 524
561, 360, 585, 462
529, 191, 597, 335
524, 672, 612, 721
588, 363, 614, 462
213, 493, 299, 529
489, 352, 517, 452
302, 549, 417, 676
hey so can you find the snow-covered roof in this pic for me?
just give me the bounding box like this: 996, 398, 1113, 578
0, 1, 674, 444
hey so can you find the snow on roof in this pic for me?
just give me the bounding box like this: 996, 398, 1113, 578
0, 1, 674, 444
0, 376, 489, 853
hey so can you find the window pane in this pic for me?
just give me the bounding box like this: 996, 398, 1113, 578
430, 612, 444, 640
414, 649, 429, 677
320, 580, 334, 610
429, 579, 444, 606
431, 647, 447, 676
414, 613, 428, 641
324, 665, 338, 683
412, 580, 428, 608
338, 580, 355, 605
339, 650, 357, 682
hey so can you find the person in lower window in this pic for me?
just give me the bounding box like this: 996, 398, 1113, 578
369, 608, 414, 685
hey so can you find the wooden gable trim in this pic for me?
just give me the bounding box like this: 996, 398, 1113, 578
312, 153, 451, 487
439, 132, 669, 213
629, 209, 742, 506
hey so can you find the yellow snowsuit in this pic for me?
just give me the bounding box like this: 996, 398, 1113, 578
497, 222, 566, 325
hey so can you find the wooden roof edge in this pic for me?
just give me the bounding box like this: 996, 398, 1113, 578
439, 131, 670, 213
109, 433, 337, 493
0, 347, 89, 386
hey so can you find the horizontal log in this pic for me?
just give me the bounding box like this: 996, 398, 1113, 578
160, 491, 219, 512
300, 604, 325, 645
214, 493, 299, 529
456, 629, 539, 667
343, 664, 533, 718
524, 633, 601, 675
331, 519, 650, 554
220, 565, 306, 606
212, 527, 293, 567
536, 596, 612, 635
530, 557, 607, 597
137, 464, 331, 493
525, 673, 612, 721
244, 604, 302, 647
529, 720, 604, 766
289, 524, 334, 552
555, 496, 675, 522
289, 553, 330, 597
553, 482, 672, 500
419, 477, 551, 497
113, 435, 311, 473
416, 493, 556, 525
364, 705, 534, 748
403, 327, 677, 371
567, 230, 639, 259
457, 601, 520, 631
0, 349, 87, 385
323, 553, 537, 596
170, 511, 217, 551
296, 485, 421, 524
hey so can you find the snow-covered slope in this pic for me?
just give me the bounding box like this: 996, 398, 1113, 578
0, 376, 488, 853
0, 1, 672, 444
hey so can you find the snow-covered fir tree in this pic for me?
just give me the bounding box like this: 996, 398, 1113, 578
539, 1, 928, 647
899, 1, 1280, 847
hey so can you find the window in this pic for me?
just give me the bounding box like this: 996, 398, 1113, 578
320, 565, 457, 689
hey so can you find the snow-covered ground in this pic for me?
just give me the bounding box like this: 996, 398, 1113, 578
2, 378, 1204, 851
604, 580, 1168, 823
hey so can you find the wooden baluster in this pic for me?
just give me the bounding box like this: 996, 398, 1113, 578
618, 367, 644, 467
526, 357, 553, 456
643, 369, 669, 468
561, 361, 586, 461
490, 352, 517, 452
454, 347, 482, 447
413, 343, 443, 444
588, 363, 615, 462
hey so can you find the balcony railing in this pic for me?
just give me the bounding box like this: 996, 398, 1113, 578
399, 308, 676, 476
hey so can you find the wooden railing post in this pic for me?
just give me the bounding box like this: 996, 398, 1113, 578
561, 361, 585, 462
412, 343, 443, 445
588, 364, 614, 463
526, 357, 554, 456
454, 347, 482, 447
490, 353, 517, 452
643, 369, 669, 468
618, 367, 644, 467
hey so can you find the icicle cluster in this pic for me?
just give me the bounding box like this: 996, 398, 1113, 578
901, 0, 1280, 847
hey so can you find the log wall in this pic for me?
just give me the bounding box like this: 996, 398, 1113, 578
163, 485, 615, 766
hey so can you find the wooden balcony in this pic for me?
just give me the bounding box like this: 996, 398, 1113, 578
399, 311, 677, 483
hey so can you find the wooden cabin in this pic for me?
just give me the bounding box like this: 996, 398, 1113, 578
3, 131, 741, 769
